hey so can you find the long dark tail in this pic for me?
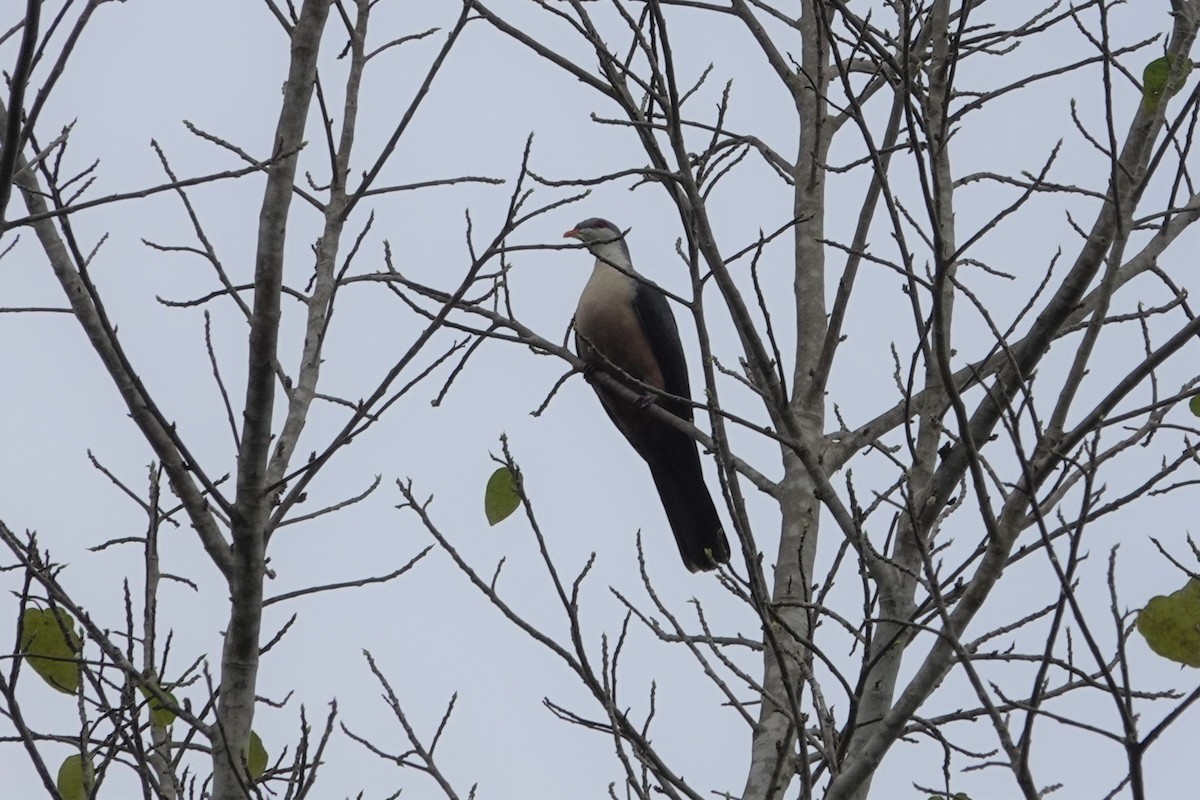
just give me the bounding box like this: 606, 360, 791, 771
647, 452, 731, 572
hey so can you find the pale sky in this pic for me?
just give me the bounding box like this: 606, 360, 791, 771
2, 2, 1197, 798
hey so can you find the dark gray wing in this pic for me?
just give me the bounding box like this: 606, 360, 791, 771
631, 280, 694, 421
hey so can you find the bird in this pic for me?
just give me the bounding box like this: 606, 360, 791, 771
563, 217, 731, 572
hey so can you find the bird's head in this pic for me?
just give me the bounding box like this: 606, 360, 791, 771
564, 218, 631, 265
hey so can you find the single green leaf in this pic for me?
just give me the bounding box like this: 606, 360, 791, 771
247, 729, 268, 780
20, 608, 82, 694
1137, 578, 1200, 667
1189, 392, 1200, 417
56, 753, 95, 800
1143, 56, 1193, 111
1144, 57, 1171, 103
484, 466, 520, 526
139, 683, 178, 728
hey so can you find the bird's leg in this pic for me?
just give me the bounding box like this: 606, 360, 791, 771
575, 332, 602, 384
579, 360, 600, 383
635, 392, 657, 409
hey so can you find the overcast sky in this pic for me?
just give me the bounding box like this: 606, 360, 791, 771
2, 1, 1198, 797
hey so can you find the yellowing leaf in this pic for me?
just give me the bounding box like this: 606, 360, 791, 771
139, 683, 178, 728
1137, 578, 1200, 667
484, 466, 520, 526
20, 608, 82, 694
247, 729, 268, 780
56, 753, 95, 800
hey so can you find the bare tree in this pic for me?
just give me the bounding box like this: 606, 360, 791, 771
3, 1, 1200, 800
398, 2, 1200, 799
1, 1, 526, 797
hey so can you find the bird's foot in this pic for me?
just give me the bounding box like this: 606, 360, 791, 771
635, 392, 657, 409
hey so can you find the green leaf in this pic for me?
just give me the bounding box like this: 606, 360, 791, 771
1189, 392, 1200, 417
139, 683, 178, 728
247, 729, 268, 780
484, 466, 520, 526
1143, 56, 1193, 111
1137, 578, 1200, 667
20, 608, 82, 694
56, 753, 95, 800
